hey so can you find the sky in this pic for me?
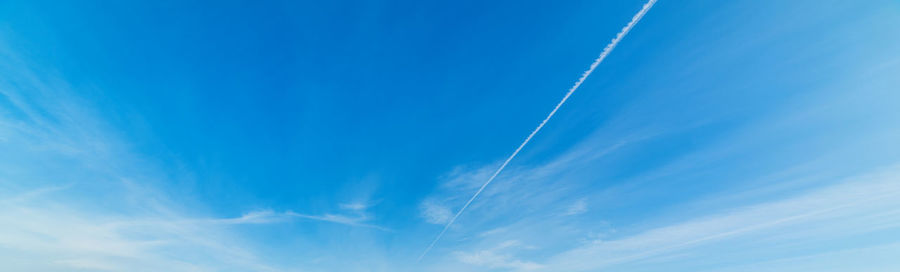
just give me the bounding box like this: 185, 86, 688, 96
1, 0, 900, 271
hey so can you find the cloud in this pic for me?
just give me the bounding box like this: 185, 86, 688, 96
454, 240, 543, 271
417, 0, 658, 260
478, 227, 509, 238
340, 202, 369, 211
290, 199, 391, 231
54, 258, 120, 271
0, 183, 73, 204
422, 166, 900, 272
0, 190, 387, 271
286, 211, 392, 231
0, 193, 282, 272
455, 250, 543, 271
420, 200, 453, 225
0, 49, 388, 271
562, 199, 587, 216
206, 210, 280, 225
536, 167, 900, 271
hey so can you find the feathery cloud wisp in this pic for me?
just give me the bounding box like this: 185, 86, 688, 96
420, 200, 453, 225
564, 199, 588, 216
536, 167, 900, 271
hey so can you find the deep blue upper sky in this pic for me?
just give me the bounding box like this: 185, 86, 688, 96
2, 1, 900, 271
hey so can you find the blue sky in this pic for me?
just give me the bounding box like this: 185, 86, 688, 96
1, 0, 900, 271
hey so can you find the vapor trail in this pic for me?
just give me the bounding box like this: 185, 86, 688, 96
417, 0, 658, 261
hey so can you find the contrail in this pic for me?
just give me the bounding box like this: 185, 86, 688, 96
417, 0, 658, 262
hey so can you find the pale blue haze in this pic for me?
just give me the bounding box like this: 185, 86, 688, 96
1, 0, 899, 271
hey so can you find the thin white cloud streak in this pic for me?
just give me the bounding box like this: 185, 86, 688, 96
286, 211, 393, 231
340, 202, 369, 211
105, 209, 390, 231
418, 0, 658, 261
207, 204, 391, 231
0, 183, 73, 204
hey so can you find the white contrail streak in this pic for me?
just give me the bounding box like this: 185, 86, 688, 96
417, 0, 658, 262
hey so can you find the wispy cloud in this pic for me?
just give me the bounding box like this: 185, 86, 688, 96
415, 84, 900, 270
172, 208, 391, 230
420, 200, 453, 225
417, 0, 658, 261
211, 201, 391, 231
0, 183, 73, 204
455, 250, 542, 271
534, 167, 900, 271
420, 165, 900, 272
563, 199, 588, 216
340, 202, 369, 212
287, 211, 392, 231
0, 190, 282, 271
0, 48, 389, 271
454, 240, 542, 271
